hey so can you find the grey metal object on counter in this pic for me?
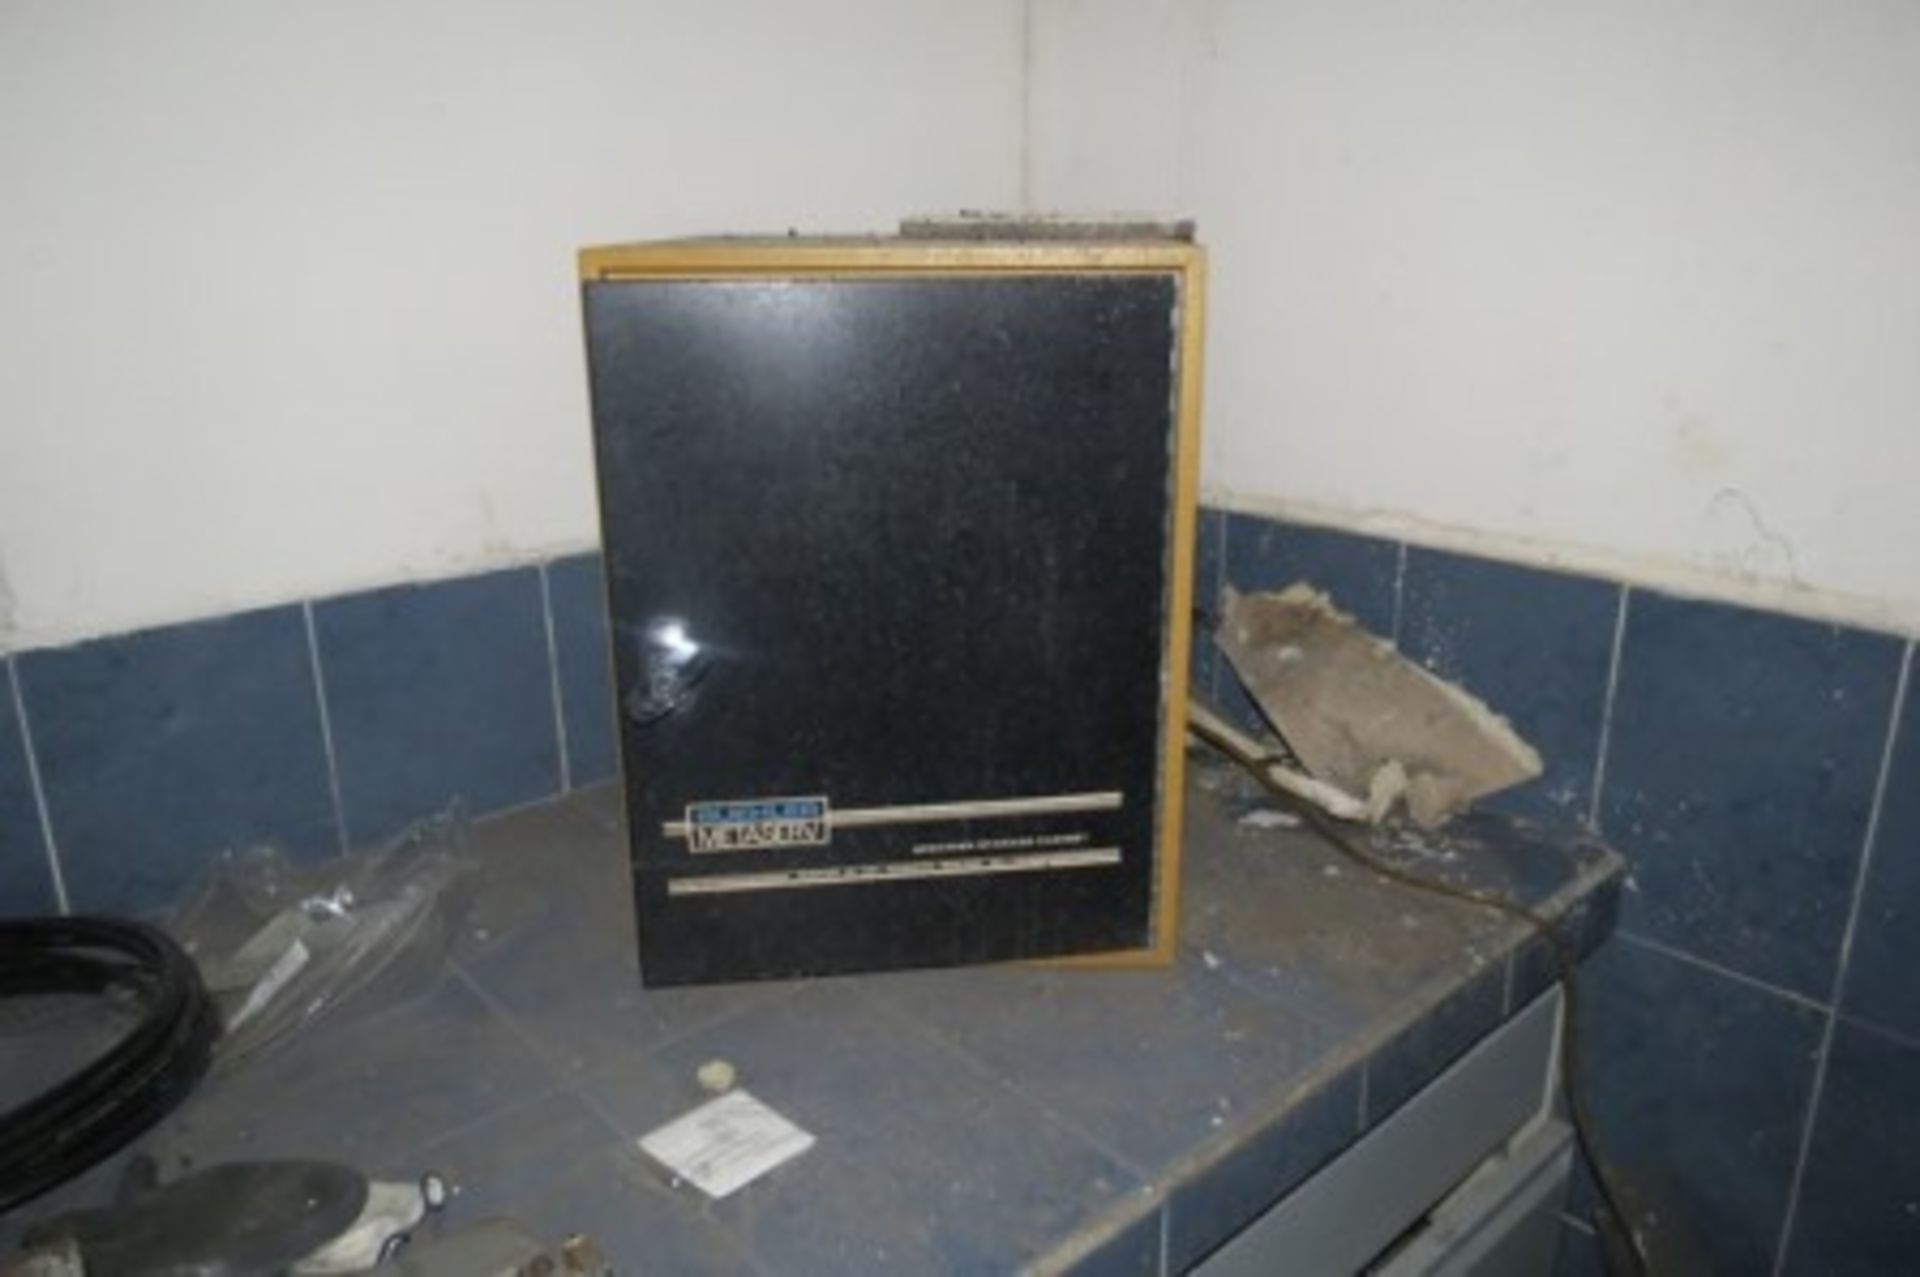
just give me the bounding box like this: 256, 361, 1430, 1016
24, 1162, 366, 1277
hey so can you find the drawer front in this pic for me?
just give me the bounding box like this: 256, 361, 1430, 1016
1372, 1117, 1574, 1277
1192, 988, 1561, 1276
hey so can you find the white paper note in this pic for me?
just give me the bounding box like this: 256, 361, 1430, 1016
638, 1089, 815, 1199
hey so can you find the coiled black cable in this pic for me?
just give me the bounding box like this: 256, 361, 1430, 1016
0, 917, 219, 1214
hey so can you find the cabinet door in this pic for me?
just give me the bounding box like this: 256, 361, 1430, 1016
584, 272, 1185, 985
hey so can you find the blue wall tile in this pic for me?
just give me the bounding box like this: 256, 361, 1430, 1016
547, 554, 619, 788
1398, 549, 1619, 826
1781, 1020, 1920, 1273
1579, 937, 1823, 1273
0, 663, 58, 915
17, 608, 338, 913
1841, 656, 1920, 1040
316, 569, 559, 845
3, 500, 1911, 1271
1600, 592, 1902, 996
1218, 513, 1401, 734
1191, 506, 1225, 708
1223, 513, 1399, 636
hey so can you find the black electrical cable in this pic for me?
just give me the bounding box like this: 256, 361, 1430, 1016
0, 917, 219, 1214
1189, 713, 1651, 1277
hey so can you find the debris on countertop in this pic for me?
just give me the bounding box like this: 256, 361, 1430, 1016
696, 1059, 737, 1095
1214, 584, 1542, 828
1188, 702, 1372, 822
2, 779, 1626, 1275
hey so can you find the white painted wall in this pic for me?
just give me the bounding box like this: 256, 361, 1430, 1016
8, 1, 1918, 647
0, 0, 1022, 650
1032, 0, 1920, 633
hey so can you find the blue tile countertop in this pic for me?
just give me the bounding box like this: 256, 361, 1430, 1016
0, 756, 1621, 1274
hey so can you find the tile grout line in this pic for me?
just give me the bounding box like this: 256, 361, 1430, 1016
569, 1072, 654, 1155
538, 562, 573, 794
1617, 929, 1830, 1016
7, 655, 69, 914
1585, 584, 1631, 833
449, 952, 782, 1118
412, 1072, 573, 1159
466, 959, 790, 1277
1390, 541, 1409, 646
1835, 1008, 1920, 1054
301, 601, 351, 854
447, 960, 599, 1118
855, 982, 1153, 1182
468, 782, 617, 833
1770, 636, 1913, 1275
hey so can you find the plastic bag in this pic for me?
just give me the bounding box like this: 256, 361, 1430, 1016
166, 810, 471, 1074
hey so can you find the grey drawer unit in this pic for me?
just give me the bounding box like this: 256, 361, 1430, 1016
1371, 1117, 1574, 1277
1193, 989, 1562, 1276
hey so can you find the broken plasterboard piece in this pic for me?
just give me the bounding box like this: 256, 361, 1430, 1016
1187, 701, 1372, 822
1215, 585, 1542, 828
639, 1090, 815, 1199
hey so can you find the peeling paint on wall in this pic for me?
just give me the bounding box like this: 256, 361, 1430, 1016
1705, 488, 1802, 587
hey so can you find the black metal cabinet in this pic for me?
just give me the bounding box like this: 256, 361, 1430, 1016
579, 240, 1203, 985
